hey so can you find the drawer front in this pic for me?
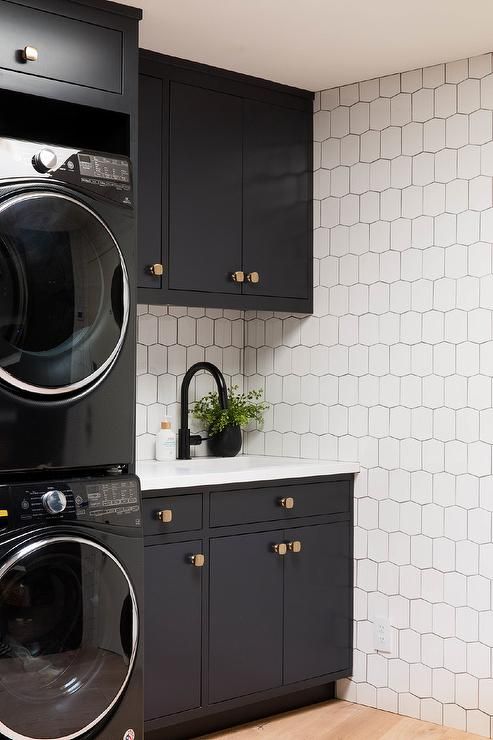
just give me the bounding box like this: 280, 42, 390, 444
0, 2, 122, 93
210, 481, 350, 527
144, 494, 203, 535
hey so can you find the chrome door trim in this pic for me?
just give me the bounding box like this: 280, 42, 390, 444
0, 535, 139, 740
0, 190, 130, 398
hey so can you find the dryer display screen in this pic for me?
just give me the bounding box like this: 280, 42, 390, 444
78, 153, 130, 183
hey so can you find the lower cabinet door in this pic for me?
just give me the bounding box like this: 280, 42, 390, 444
284, 522, 352, 684
208, 531, 284, 703
144, 540, 203, 720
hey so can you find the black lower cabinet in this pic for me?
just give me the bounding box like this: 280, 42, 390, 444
284, 522, 351, 685
209, 531, 284, 703
144, 540, 203, 719
143, 476, 353, 738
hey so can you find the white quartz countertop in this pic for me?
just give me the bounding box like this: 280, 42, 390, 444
136, 455, 359, 491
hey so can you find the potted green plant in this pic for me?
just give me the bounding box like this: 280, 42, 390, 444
192, 385, 268, 457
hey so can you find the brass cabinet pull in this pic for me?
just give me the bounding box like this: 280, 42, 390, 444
279, 497, 294, 509
156, 509, 172, 523
272, 543, 287, 556
147, 263, 164, 277
246, 271, 260, 284
231, 271, 245, 283
189, 553, 205, 567
22, 45, 38, 62
288, 540, 302, 553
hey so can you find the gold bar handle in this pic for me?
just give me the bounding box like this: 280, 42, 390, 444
156, 509, 173, 523
288, 540, 302, 553
22, 46, 38, 62
189, 553, 205, 567
272, 543, 287, 556
231, 271, 245, 283
147, 263, 164, 277
279, 497, 294, 509
246, 271, 260, 284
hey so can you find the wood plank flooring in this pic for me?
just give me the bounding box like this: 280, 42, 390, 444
200, 699, 485, 739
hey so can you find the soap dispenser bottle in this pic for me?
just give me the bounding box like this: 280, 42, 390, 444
155, 417, 176, 461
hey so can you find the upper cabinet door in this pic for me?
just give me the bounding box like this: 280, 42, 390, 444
243, 100, 311, 301
168, 82, 243, 295
138, 73, 164, 290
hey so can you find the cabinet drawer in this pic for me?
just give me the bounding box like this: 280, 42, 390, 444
0, 2, 122, 93
210, 481, 350, 527
144, 494, 203, 535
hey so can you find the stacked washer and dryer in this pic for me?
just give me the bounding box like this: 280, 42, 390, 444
0, 136, 142, 740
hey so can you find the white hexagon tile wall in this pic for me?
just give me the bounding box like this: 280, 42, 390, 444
136, 304, 244, 460
242, 53, 493, 737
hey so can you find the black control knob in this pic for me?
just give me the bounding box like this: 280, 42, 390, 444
42, 490, 67, 515
32, 149, 58, 174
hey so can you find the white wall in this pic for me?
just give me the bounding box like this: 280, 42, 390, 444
243, 53, 493, 736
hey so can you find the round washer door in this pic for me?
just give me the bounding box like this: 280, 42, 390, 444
0, 536, 138, 740
0, 190, 129, 396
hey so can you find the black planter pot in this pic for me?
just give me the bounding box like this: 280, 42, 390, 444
207, 425, 242, 457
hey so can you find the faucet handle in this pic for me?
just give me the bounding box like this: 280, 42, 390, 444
190, 435, 203, 446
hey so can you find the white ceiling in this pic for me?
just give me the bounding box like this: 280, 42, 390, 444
114, 0, 493, 91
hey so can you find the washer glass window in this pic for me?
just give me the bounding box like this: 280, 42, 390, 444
0, 537, 138, 740
0, 191, 129, 396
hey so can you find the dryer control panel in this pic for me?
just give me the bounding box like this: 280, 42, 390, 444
0, 475, 141, 530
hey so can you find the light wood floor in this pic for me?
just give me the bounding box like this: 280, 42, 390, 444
200, 700, 485, 739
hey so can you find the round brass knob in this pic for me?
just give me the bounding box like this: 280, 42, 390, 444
246, 271, 260, 284
272, 543, 287, 556
288, 541, 302, 553
189, 553, 205, 567
22, 45, 38, 62
279, 497, 294, 509
231, 271, 245, 283
147, 263, 164, 277
157, 509, 172, 523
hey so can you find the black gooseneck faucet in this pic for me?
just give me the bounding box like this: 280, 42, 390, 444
178, 362, 229, 460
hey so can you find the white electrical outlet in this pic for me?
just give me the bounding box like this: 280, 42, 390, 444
373, 617, 392, 653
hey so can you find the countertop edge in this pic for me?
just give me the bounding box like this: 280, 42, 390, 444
137, 460, 360, 492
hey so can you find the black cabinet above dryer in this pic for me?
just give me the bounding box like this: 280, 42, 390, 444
138, 52, 314, 313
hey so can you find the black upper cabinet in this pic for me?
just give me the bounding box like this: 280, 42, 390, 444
0, 0, 141, 114
169, 82, 243, 295
138, 52, 313, 313
138, 73, 164, 290
243, 100, 311, 301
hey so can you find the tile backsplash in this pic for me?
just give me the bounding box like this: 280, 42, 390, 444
136, 304, 244, 460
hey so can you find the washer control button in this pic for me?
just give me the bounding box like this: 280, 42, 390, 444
32, 149, 58, 173
42, 490, 67, 515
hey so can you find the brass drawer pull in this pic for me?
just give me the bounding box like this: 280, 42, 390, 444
22, 45, 38, 62
156, 509, 172, 523
272, 543, 287, 556
147, 263, 164, 277
288, 540, 302, 553
246, 271, 260, 284
231, 271, 245, 283
189, 553, 205, 567
279, 497, 294, 509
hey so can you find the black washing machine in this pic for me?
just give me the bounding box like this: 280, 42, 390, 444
0, 473, 143, 740
0, 136, 136, 474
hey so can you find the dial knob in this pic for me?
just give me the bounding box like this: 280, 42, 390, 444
42, 490, 67, 515
32, 149, 58, 174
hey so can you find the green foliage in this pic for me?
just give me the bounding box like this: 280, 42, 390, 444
192, 385, 269, 436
